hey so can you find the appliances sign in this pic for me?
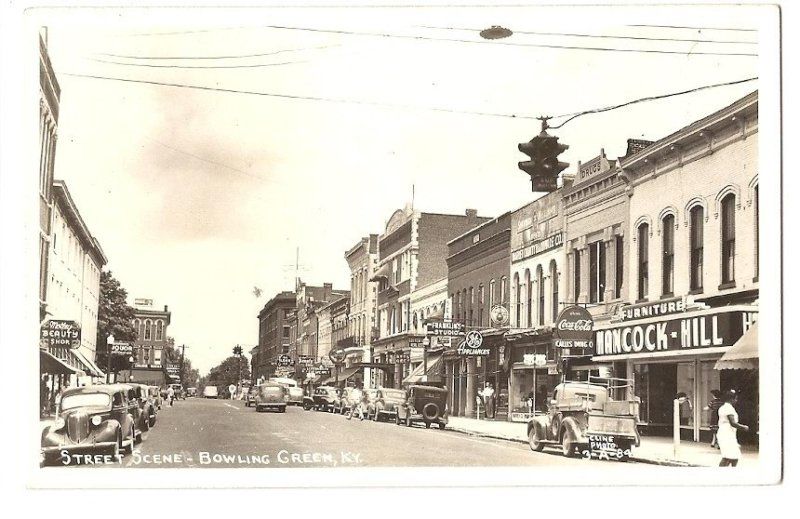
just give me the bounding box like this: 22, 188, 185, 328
595, 311, 757, 356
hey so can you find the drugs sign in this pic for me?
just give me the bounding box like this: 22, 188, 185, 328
554, 305, 594, 349
41, 320, 81, 348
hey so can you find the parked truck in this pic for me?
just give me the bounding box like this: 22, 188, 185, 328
527, 376, 641, 461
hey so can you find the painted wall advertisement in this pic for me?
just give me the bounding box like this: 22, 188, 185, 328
510, 193, 563, 263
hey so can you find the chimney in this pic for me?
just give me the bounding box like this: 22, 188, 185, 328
323, 282, 333, 301
561, 173, 576, 190
164, 305, 169, 312
465, 208, 478, 219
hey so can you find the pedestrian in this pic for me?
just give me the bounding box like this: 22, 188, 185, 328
167, 385, 175, 407
526, 389, 535, 414
717, 389, 749, 467
482, 382, 495, 419
705, 389, 724, 448
347, 387, 366, 421
536, 385, 549, 413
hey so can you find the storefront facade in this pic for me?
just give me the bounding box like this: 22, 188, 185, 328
603, 91, 760, 443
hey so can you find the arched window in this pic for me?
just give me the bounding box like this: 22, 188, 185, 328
524, 269, 532, 327
537, 266, 545, 325
589, 240, 606, 303
721, 193, 736, 284
513, 273, 521, 326
138, 320, 145, 340
133, 319, 140, 340
500, 276, 508, 304
573, 248, 582, 304
468, 287, 474, 326
156, 320, 164, 341
754, 184, 759, 279
637, 223, 650, 300
550, 260, 559, 322
690, 205, 705, 291
489, 279, 496, 309
144, 319, 152, 341
662, 214, 675, 296
477, 284, 485, 326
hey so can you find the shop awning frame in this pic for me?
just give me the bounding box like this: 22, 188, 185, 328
40, 350, 79, 375
72, 348, 104, 378
402, 354, 443, 385
715, 322, 758, 370
317, 365, 362, 385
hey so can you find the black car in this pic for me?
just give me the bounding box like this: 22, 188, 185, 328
395, 385, 449, 429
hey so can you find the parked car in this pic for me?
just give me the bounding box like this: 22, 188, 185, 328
270, 377, 304, 405
395, 385, 448, 429
526, 378, 640, 460
121, 384, 150, 434
311, 386, 339, 412
131, 383, 157, 428
373, 388, 408, 422
335, 387, 358, 415
187, 387, 198, 397
41, 384, 137, 465
254, 383, 287, 413
203, 386, 219, 399
148, 385, 163, 410
244, 385, 260, 407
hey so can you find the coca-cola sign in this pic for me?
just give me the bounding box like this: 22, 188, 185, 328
554, 305, 594, 349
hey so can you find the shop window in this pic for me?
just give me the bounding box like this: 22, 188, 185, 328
550, 260, 559, 322
690, 206, 704, 291
662, 214, 675, 296
615, 235, 624, 299
721, 193, 736, 285
573, 249, 582, 303
637, 224, 649, 300
537, 266, 545, 325
754, 185, 759, 279
589, 241, 606, 303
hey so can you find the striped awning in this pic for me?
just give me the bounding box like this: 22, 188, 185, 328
715, 323, 758, 370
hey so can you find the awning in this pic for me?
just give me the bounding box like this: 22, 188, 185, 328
72, 348, 104, 378
402, 354, 443, 385
317, 365, 362, 385
369, 262, 391, 282
715, 323, 758, 370
40, 350, 79, 375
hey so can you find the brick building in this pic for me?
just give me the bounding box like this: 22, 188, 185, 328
445, 211, 511, 417
593, 92, 760, 444
254, 291, 295, 381
124, 299, 172, 386
371, 206, 489, 388
344, 235, 379, 386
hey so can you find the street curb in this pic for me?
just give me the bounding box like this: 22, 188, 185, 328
445, 425, 701, 467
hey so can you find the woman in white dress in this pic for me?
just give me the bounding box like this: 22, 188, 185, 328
717, 389, 749, 467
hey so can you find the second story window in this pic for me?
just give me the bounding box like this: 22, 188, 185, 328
637, 224, 649, 301
514, 273, 521, 326
721, 194, 736, 285
573, 249, 582, 303
690, 205, 704, 291
589, 241, 606, 303
537, 266, 545, 325
662, 214, 675, 296
550, 260, 559, 322
489, 280, 496, 309
500, 276, 508, 304
754, 185, 759, 279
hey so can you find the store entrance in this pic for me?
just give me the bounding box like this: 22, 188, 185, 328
635, 363, 677, 436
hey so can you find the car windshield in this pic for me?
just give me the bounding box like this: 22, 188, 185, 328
260, 386, 282, 395
365, 390, 378, 398
382, 390, 406, 399
61, 393, 112, 411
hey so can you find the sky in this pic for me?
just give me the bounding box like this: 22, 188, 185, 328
31, 3, 773, 375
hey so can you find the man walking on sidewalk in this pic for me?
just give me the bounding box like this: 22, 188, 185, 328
167, 385, 175, 407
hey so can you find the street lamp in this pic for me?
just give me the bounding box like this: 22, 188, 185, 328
106, 334, 115, 383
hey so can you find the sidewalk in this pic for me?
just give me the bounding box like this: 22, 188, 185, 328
446, 416, 758, 467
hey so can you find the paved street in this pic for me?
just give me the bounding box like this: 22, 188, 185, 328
50, 397, 651, 469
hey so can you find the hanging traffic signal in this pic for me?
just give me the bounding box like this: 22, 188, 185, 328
233, 345, 243, 356
518, 130, 569, 192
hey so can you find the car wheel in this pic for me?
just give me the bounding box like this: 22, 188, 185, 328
125, 425, 135, 454
438, 422, 446, 430
281, 407, 286, 413
425, 421, 431, 429
394, 413, 400, 426
149, 413, 156, 428
528, 427, 545, 452
111, 432, 122, 459
562, 436, 575, 458
406, 414, 412, 427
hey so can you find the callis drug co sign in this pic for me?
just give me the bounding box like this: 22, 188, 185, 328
554, 306, 594, 349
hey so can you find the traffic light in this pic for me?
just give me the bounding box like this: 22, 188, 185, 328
518, 130, 569, 192
233, 345, 243, 356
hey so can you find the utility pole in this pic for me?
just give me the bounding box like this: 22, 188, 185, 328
179, 344, 186, 388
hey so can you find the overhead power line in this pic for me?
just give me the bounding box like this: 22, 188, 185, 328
91, 58, 308, 70
64, 71, 758, 127
255, 23, 757, 57
625, 24, 758, 32
417, 25, 757, 45
97, 44, 339, 61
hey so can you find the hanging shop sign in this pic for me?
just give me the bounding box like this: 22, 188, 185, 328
426, 320, 465, 337
554, 305, 594, 349
110, 342, 133, 356
457, 331, 490, 356
298, 355, 314, 367
490, 304, 510, 326
329, 348, 346, 364
165, 363, 180, 375
523, 353, 547, 367
393, 351, 411, 363
277, 354, 295, 367
594, 310, 758, 357
40, 320, 81, 348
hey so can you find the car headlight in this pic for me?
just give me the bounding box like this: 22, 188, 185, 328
54, 417, 66, 430
91, 415, 103, 426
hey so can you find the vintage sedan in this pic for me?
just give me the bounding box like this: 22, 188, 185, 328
373, 388, 408, 422
41, 385, 137, 465
395, 385, 448, 429
311, 386, 339, 412
148, 385, 163, 410
254, 383, 287, 413
121, 384, 150, 433
244, 385, 260, 407
131, 383, 157, 428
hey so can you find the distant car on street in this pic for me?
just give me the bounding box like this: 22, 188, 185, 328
41, 384, 137, 465
395, 385, 449, 429
269, 377, 304, 405
254, 383, 287, 413
373, 388, 407, 422
311, 386, 339, 412
244, 385, 259, 407
148, 385, 163, 410
202, 386, 219, 399
169, 383, 185, 400
130, 383, 157, 428
187, 387, 198, 397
